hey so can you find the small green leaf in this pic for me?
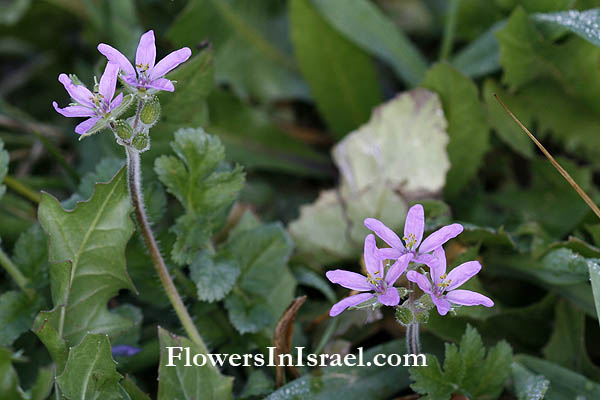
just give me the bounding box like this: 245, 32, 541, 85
310, 0, 427, 86
12, 224, 49, 289
451, 21, 506, 78
290, 0, 381, 138
422, 62, 490, 198
0, 138, 8, 201
157, 327, 233, 400
0, 290, 44, 346
190, 251, 241, 302
240, 369, 274, 399
224, 222, 295, 334
410, 355, 455, 400
56, 333, 123, 400
511, 362, 549, 400
37, 167, 136, 346
155, 128, 245, 265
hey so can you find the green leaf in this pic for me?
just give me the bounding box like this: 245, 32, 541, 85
309, 0, 427, 86
155, 128, 245, 265
12, 224, 49, 289
410, 325, 512, 400
224, 222, 295, 334
516, 355, 600, 399
30, 365, 55, 400
533, 8, 600, 47
56, 333, 123, 400
590, 259, 600, 325
0, 138, 8, 201
190, 251, 241, 302
240, 369, 274, 399
0, 348, 26, 400
157, 327, 233, 400
37, 167, 136, 346
451, 21, 506, 78
542, 300, 600, 380
32, 311, 68, 372
0, 290, 44, 346
120, 376, 152, 400
267, 335, 443, 400
168, 0, 305, 102
422, 62, 490, 197
289, 0, 381, 139
511, 362, 549, 400
207, 89, 331, 176
289, 89, 450, 266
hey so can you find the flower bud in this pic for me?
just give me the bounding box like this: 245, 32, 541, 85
132, 131, 150, 152
139, 96, 160, 126
395, 306, 413, 326
415, 310, 429, 324
113, 120, 133, 140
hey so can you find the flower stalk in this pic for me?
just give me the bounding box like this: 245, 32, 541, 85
406, 281, 420, 354
0, 246, 34, 299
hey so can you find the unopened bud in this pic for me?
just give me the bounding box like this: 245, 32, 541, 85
415, 310, 429, 324
132, 131, 150, 152
395, 306, 413, 326
114, 120, 133, 140
139, 96, 160, 126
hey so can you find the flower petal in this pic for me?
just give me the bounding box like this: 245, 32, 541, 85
74, 117, 100, 135
150, 47, 192, 80
445, 261, 481, 291
364, 218, 404, 250
58, 74, 94, 107
325, 269, 372, 291
363, 234, 382, 276
136, 30, 156, 73
97, 44, 135, 76
406, 271, 432, 294
378, 286, 400, 306
431, 247, 447, 286
385, 253, 413, 286
445, 290, 494, 307
146, 78, 175, 92
377, 247, 403, 260
432, 296, 451, 315
109, 92, 124, 111
99, 62, 119, 104
419, 223, 464, 253
52, 102, 95, 118
404, 204, 424, 248
112, 345, 141, 357
329, 293, 374, 317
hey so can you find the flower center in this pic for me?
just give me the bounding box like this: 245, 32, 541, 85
366, 271, 385, 293
403, 233, 417, 250
435, 273, 452, 295
90, 92, 109, 114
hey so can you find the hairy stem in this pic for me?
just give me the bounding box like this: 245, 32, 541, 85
0, 246, 33, 298
406, 281, 421, 354
125, 146, 205, 349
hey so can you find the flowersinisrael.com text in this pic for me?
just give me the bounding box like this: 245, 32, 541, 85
165, 346, 427, 368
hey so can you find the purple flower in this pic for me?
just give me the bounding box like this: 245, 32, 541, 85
111, 345, 141, 357
326, 234, 413, 316
98, 30, 191, 93
53, 62, 123, 135
406, 247, 494, 315
364, 204, 463, 264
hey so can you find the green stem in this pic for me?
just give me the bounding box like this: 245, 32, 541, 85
125, 146, 205, 349
3, 175, 40, 203
406, 281, 421, 354
439, 0, 461, 60
0, 246, 33, 298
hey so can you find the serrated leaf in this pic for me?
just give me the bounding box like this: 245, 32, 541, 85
310, 0, 427, 86
290, 0, 381, 139
511, 362, 549, 400
190, 251, 240, 302
12, 224, 49, 289
289, 89, 450, 265
56, 333, 123, 400
422, 62, 490, 197
0, 138, 8, 201
224, 222, 295, 334
157, 327, 233, 400
37, 167, 136, 346
0, 290, 44, 346
155, 128, 244, 265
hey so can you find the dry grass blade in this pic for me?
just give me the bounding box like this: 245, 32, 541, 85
494, 94, 600, 220
274, 295, 307, 387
